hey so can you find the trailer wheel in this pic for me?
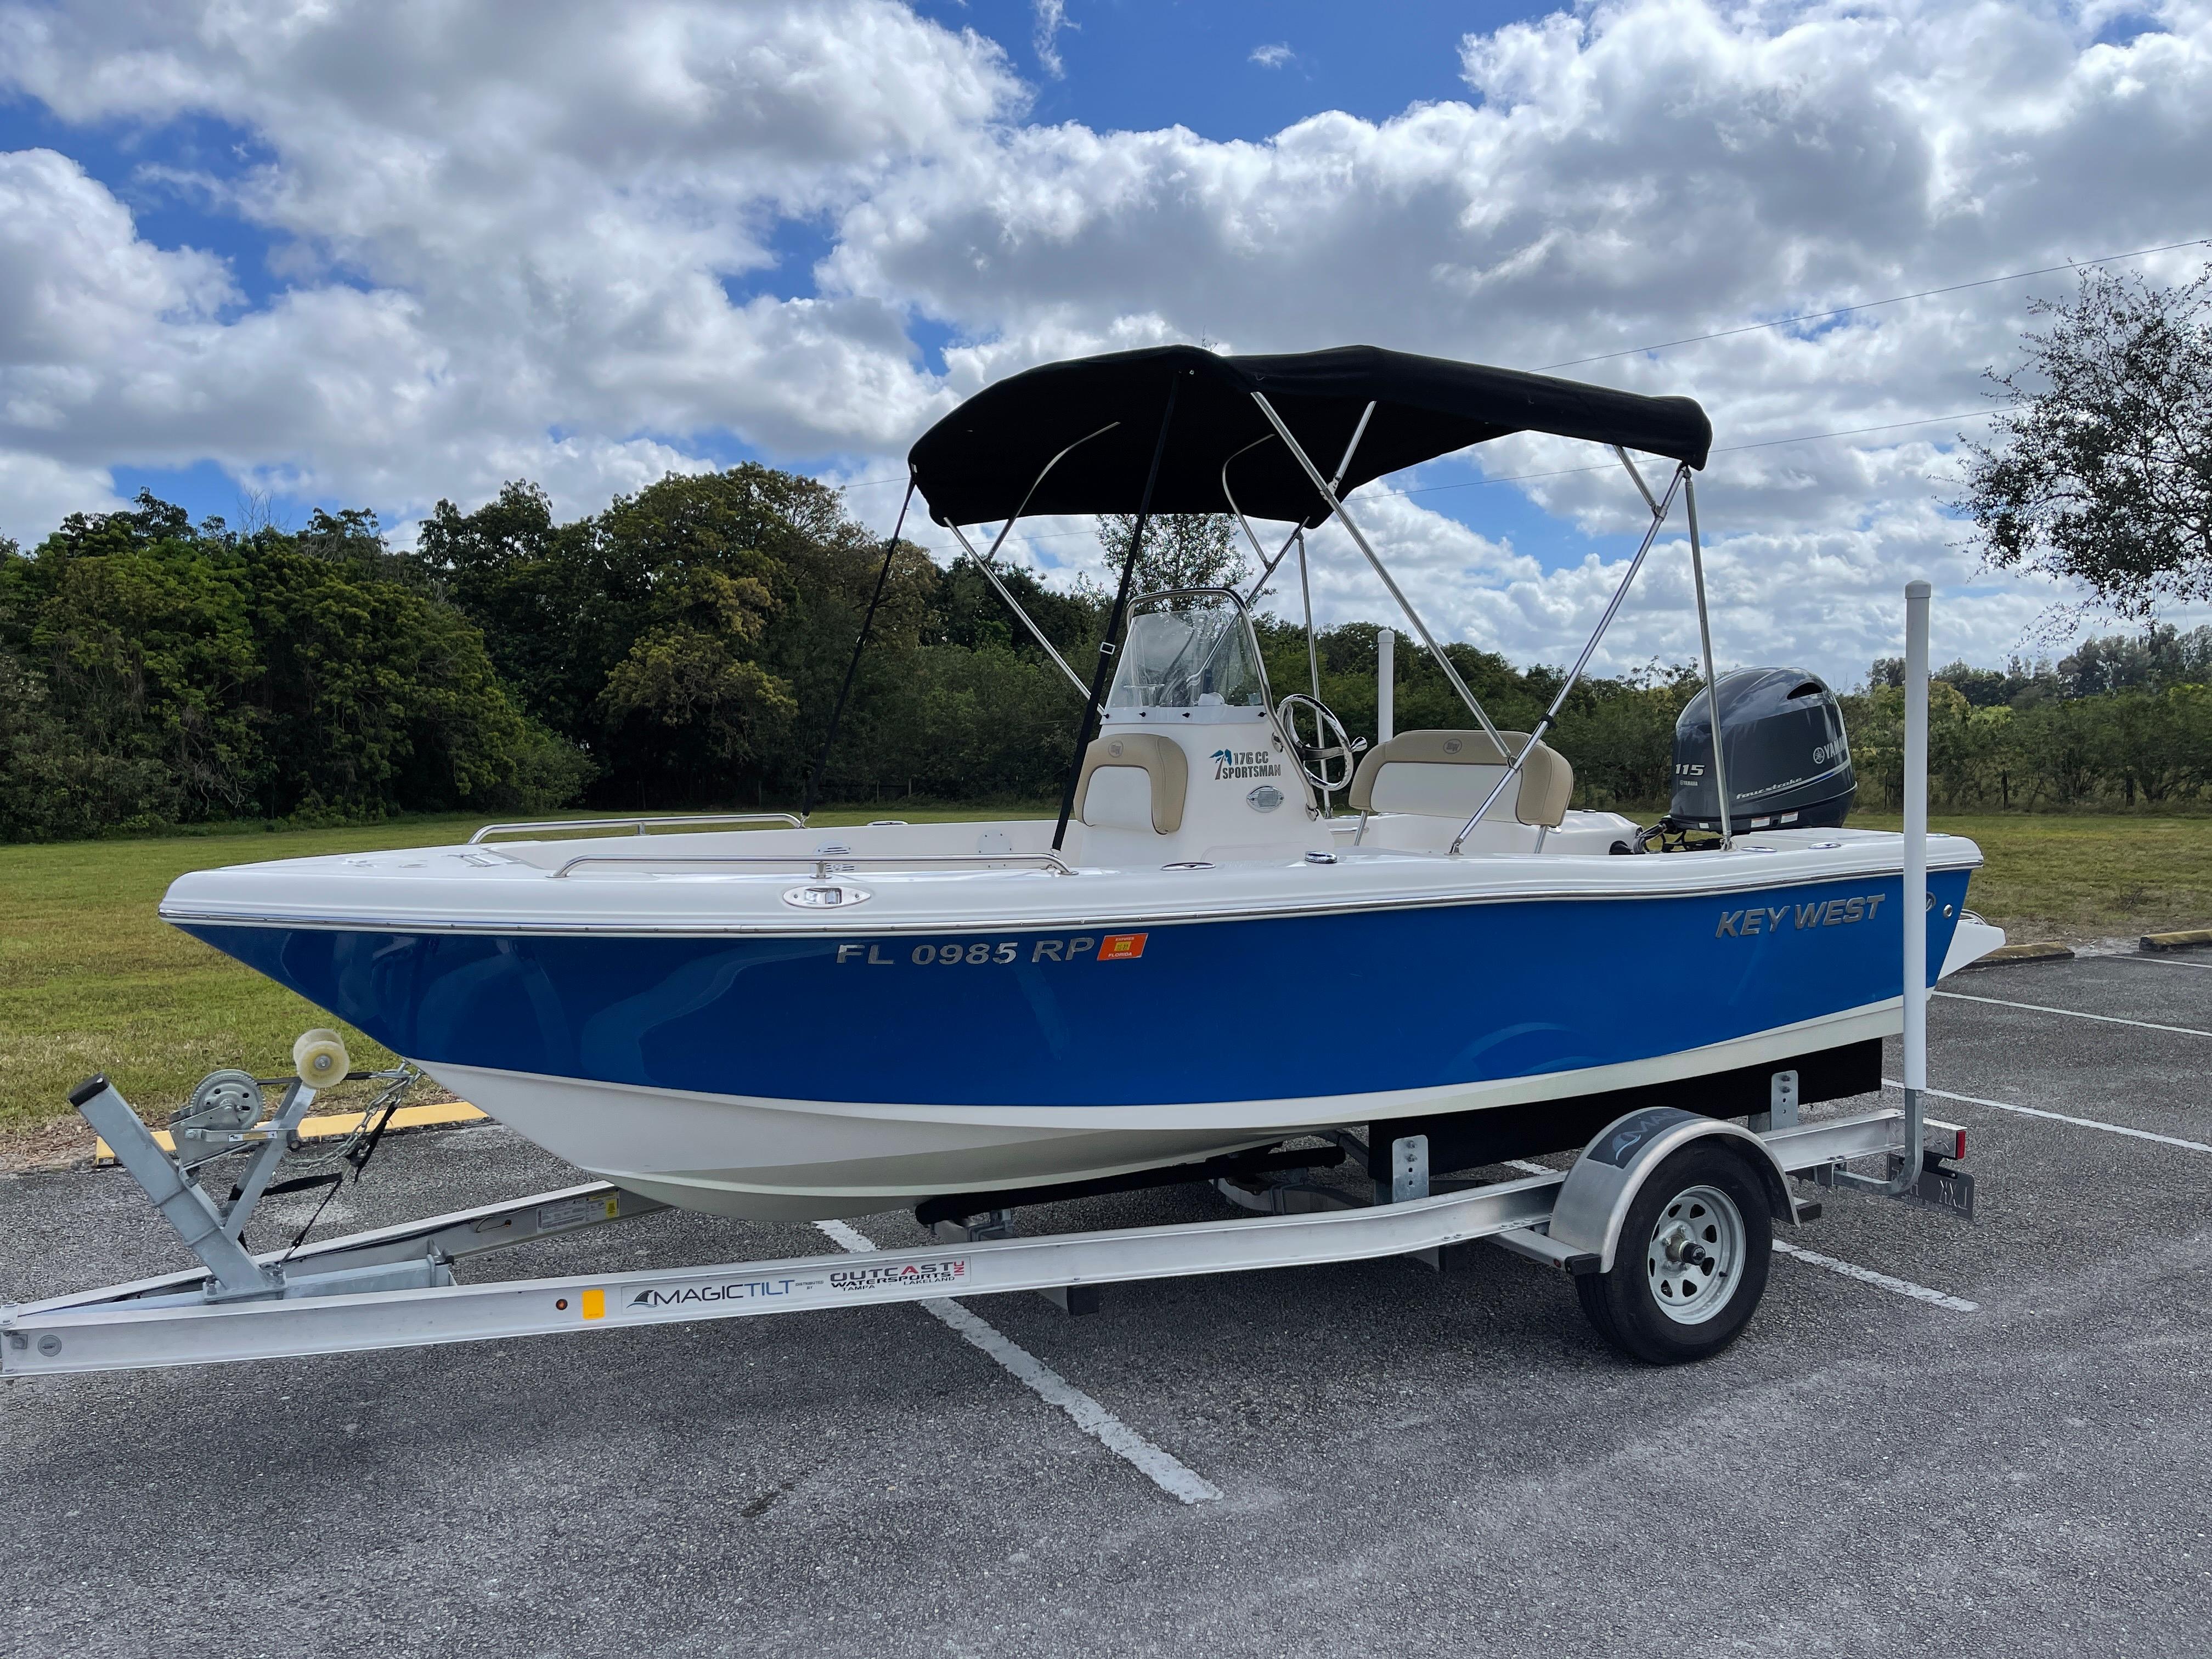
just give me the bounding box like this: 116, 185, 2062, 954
1576, 1143, 1771, 1365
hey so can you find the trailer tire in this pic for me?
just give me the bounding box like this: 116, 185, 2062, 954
1576, 1142, 1771, 1365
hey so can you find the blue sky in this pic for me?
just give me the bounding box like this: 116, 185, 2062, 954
8, 0, 1610, 563
2, 1, 2208, 680
916, 1, 1531, 138
21, 1, 1545, 540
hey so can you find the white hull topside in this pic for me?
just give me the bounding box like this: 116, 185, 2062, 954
434, 1000, 1915, 1220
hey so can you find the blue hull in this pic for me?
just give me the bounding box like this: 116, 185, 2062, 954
184, 870, 1970, 1108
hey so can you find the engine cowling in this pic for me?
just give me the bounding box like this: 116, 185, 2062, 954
1671, 667, 1855, 832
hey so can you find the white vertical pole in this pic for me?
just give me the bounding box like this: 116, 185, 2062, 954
1900, 578, 1931, 1172
1377, 627, 1395, 743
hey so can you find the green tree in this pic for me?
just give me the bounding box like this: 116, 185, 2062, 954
1959, 265, 2212, 619
1091, 514, 1249, 597
420, 465, 940, 808
0, 490, 585, 839
2011, 698, 2103, 806
1550, 669, 1701, 810
246, 534, 585, 819
595, 567, 794, 775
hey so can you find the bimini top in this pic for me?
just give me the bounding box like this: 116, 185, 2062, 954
907, 343, 1711, 528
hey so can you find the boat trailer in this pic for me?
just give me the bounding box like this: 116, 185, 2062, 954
2, 1053, 1972, 1376
5, 583, 1976, 1376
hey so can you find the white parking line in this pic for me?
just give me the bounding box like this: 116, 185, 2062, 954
1769, 1239, 1979, 1312
2115, 952, 2212, 972
1883, 1078, 2212, 1154
1934, 990, 2212, 1038
814, 1218, 1222, 1506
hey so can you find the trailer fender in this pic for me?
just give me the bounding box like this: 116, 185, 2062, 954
1547, 1108, 1794, 1273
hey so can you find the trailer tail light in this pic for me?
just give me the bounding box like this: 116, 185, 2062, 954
1926, 1121, 1966, 1161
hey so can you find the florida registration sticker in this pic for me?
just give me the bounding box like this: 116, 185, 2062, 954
1099, 933, 1148, 961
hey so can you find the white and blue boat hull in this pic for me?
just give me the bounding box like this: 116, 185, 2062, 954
165, 829, 1989, 1218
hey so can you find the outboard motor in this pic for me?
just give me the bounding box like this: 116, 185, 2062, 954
1671, 667, 1855, 833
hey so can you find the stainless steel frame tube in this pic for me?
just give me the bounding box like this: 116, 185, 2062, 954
1448, 461, 1686, 853
1250, 392, 1506, 753
1684, 475, 1733, 849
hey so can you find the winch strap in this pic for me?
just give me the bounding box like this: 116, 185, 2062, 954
274, 1171, 346, 1255
262, 1171, 346, 1199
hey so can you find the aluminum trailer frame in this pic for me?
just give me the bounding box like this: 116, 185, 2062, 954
2, 1085, 1968, 1378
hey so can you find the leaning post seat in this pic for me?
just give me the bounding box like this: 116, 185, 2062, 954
1074, 732, 1189, 834
1346, 730, 1573, 828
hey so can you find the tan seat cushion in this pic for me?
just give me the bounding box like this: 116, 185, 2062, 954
1346, 729, 1573, 828
1074, 731, 1188, 834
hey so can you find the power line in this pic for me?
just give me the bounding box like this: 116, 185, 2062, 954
1396, 408, 2005, 498
832, 234, 2205, 494
1717, 408, 1996, 453
1536, 236, 2212, 370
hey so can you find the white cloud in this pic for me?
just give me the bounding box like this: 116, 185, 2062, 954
0, 1, 1018, 522
1033, 0, 1073, 80
0, 449, 123, 546
819, 0, 2212, 678
1, 0, 2208, 682
1250, 43, 1294, 69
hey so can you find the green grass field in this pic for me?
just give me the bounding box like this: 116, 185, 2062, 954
0, 806, 1025, 1136
1850, 812, 2212, 944
2, 808, 2204, 1135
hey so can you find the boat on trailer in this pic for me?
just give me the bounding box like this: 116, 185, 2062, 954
157, 344, 2001, 1222
11, 345, 1995, 1373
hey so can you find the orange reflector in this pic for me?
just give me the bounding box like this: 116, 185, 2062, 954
581, 1289, 606, 1321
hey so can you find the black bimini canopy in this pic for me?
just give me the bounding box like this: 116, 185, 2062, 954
906, 343, 1711, 528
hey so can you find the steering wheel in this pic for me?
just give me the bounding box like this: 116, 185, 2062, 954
1275, 693, 1364, 793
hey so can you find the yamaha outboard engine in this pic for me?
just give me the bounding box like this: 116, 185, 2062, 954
1671, 667, 1855, 833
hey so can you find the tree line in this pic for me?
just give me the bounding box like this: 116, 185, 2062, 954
1851, 630, 2212, 811
4, 467, 2211, 842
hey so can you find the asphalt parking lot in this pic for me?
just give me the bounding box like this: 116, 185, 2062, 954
5, 951, 2210, 1658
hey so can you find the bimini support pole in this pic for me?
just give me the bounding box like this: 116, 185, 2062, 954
1250, 392, 1506, 754
1221, 436, 1280, 574
946, 523, 1091, 698
1231, 402, 1376, 606
1682, 473, 1733, 849
1448, 459, 1687, 855
804, 478, 917, 821
1294, 528, 1333, 812
1053, 377, 1183, 852
946, 420, 1125, 702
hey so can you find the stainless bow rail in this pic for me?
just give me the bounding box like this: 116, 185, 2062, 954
548, 850, 1077, 879
469, 812, 805, 844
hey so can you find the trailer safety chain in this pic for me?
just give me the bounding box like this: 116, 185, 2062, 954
342, 1065, 421, 1177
